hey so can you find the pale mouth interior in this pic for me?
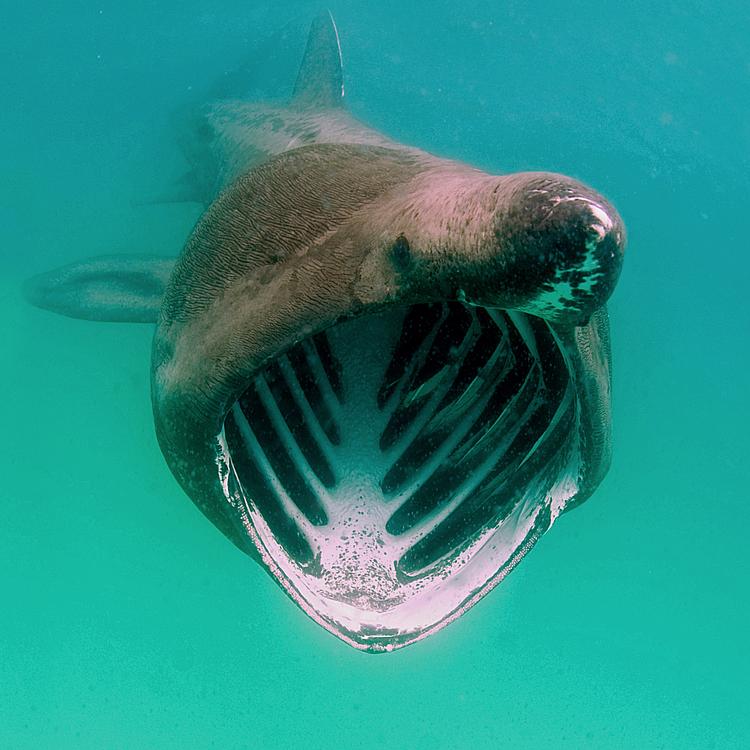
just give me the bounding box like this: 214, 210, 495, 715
221, 302, 581, 651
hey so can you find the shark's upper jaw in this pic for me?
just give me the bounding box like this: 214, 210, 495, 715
217, 301, 581, 652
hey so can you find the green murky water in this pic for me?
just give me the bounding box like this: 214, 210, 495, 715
2, 2, 748, 747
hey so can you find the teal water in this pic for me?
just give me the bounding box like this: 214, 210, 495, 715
2, 2, 748, 748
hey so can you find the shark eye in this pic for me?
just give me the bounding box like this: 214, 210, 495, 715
221, 301, 577, 651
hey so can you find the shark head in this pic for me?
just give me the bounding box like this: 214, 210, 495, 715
25, 13, 625, 652
150, 140, 624, 651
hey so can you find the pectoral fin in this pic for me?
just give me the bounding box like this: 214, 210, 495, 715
24, 255, 176, 323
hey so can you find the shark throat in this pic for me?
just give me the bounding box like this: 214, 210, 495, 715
219, 303, 582, 651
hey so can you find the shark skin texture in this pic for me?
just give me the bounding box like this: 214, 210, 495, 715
25, 13, 626, 652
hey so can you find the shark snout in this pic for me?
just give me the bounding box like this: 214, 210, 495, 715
486, 174, 626, 325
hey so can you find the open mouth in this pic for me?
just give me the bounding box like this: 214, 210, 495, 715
219, 302, 581, 652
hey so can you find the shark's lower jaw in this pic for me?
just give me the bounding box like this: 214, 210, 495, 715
219, 302, 581, 652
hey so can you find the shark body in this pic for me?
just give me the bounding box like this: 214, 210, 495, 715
26, 14, 625, 651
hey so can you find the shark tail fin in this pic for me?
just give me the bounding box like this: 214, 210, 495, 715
291, 11, 345, 109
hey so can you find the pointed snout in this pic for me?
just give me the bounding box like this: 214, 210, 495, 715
388, 168, 626, 327
489, 173, 626, 325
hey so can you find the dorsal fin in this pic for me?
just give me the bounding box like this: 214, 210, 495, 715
291, 11, 344, 109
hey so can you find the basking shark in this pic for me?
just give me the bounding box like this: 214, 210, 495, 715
26, 13, 626, 652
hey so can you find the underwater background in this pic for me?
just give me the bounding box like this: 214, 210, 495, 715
2, 1, 748, 748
